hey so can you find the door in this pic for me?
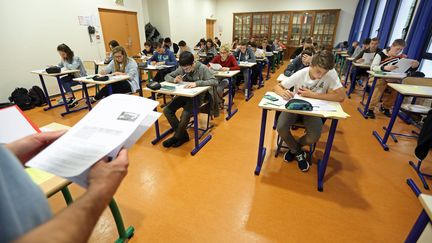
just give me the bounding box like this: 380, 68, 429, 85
99, 8, 141, 56
206, 19, 215, 39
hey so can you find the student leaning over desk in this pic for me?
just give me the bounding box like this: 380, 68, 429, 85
366, 39, 419, 119
147, 42, 178, 82
162, 51, 219, 148
209, 44, 240, 101
56, 43, 87, 108
233, 41, 257, 93
274, 50, 345, 172
92, 46, 139, 101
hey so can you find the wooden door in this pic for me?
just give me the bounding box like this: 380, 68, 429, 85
99, 8, 141, 56
206, 19, 215, 39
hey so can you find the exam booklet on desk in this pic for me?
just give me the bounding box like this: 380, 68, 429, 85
26, 94, 161, 187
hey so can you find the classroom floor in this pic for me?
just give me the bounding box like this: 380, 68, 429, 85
24, 63, 432, 242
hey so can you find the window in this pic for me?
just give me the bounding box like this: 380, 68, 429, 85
387, 0, 418, 46
369, 0, 387, 38
419, 34, 432, 78
356, 0, 371, 41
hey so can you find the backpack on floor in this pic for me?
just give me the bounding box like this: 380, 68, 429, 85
9, 88, 34, 111
28, 85, 46, 107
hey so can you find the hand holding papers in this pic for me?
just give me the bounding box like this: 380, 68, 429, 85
26, 94, 161, 187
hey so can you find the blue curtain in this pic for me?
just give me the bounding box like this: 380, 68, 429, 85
360, 0, 378, 41
348, 0, 366, 44
405, 0, 432, 60
377, 0, 400, 49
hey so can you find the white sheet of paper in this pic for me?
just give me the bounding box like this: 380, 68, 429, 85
68, 110, 161, 188
362, 53, 375, 64
0, 106, 39, 144
277, 74, 289, 82
293, 94, 338, 111
209, 63, 223, 71
393, 58, 414, 73
26, 94, 159, 181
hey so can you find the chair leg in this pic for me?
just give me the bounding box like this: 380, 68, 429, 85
409, 160, 431, 190
275, 135, 283, 158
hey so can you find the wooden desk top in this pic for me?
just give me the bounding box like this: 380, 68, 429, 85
94, 61, 107, 66
367, 71, 407, 79
144, 81, 210, 98
388, 83, 432, 98
31, 69, 79, 77
73, 75, 130, 85
29, 122, 72, 197
420, 194, 432, 220
341, 54, 350, 57
346, 57, 355, 61
214, 70, 241, 78
239, 62, 257, 68
259, 92, 350, 119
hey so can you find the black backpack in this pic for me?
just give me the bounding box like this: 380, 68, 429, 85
9, 88, 34, 111
28, 85, 46, 106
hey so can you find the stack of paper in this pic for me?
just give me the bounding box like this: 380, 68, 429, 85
393, 59, 414, 73
26, 94, 161, 187
0, 105, 40, 144
209, 63, 223, 71
361, 53, 375, 64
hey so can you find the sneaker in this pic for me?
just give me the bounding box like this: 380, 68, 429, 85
366, 110, 375, 119
382, 108, 391, 117
283, 151, 295, 162
172, 133, 190, 148
162, 137, 178, 148
295, 151, 310, 172
67, 98, 78, 108
88, 96, 97, 104
357, 79, 363, 86
57, 98, 65, 105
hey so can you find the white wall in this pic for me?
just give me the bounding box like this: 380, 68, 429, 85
147, 0, 171, 38
0, 0, 149, 102
167, 0, 217, 47
214, 0, 358, 46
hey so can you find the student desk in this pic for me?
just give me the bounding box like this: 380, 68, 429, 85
358, 71, 406, 119
238, 62, 257, 101
254, 92, 349, 191
405, 179, 432, 242
94, 61, 107, 74
273, 51, 281, 68
214, 70, 240, 120
339, 53, 350, 78
343, 57, 355, 87
256, 57, 267, 88
373, 83, 432, 151
139, 64, 175, 83
29, 122, 134, 243
265, 52, 274, 77
72, 74, 131, 110
346, 62, 371, 98
30, 69, 90, 116
144, 82, 212, 155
